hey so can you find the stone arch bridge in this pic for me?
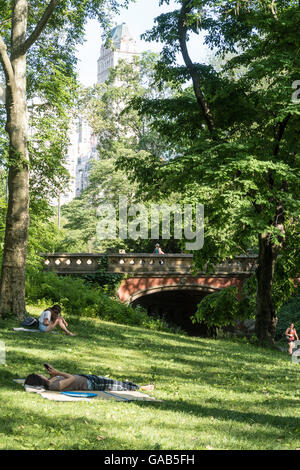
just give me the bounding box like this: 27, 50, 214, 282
41, 253, 257, 333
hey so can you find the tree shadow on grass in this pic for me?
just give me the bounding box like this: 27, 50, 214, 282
2, 378, 300, 450
70, 320, 287, 366
3, 315, 287, 368
2, 346, 299, 400
133, 397, 300, 432
2, 317, 299, 404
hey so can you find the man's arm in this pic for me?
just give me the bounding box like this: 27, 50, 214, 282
47, 365, 75, 391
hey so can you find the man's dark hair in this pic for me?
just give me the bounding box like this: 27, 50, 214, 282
24, 374, 49, 389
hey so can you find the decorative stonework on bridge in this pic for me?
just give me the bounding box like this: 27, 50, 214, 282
41, 253, 257, 305
42, 253, 102, 274
41, 253, 257, 275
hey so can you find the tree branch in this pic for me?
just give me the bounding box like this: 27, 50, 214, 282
14, 0, 61, 57
0, 36, 16, 92
0, 18, 12, 27
178, 0, 216, 136
273, 114, 291, 156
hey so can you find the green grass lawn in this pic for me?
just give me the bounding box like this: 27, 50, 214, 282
0, 307, 300, 450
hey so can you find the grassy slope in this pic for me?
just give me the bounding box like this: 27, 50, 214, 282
0, 308, 299, 450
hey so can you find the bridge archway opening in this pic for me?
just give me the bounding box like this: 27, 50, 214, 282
130, 286, 218, 336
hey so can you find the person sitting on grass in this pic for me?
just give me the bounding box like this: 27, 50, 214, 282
38, 305, 76, 336
24, 364, 155, 393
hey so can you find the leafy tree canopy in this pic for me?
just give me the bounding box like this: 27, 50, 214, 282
115, 0, 300, 343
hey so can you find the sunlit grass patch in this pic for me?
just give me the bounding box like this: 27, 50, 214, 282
0, 311, 299, 450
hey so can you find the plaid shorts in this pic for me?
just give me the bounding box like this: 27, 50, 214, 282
79, 374, 139, 392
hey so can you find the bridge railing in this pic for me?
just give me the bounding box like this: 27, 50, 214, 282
107, 254, 257, 276
107, 253, 193, 275
40, 252, 257, 276
41, 253, 104, 274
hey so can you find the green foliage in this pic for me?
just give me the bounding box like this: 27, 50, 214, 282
238, 275, 257, 320
26, 268, 145, 324
26, 203, 67, 270
82, 255, 124, 296
122, 1, 300, 256
273, 220, 300, 312
60, 195, 98, 250
61, 54, 182, 253
192, 286, 240, 329
0, 186, 66, 271
0, 0, 135, 254
0, 0, 137, 209
26, 271, 100, 317
27, 66, 78, 202
193, 279, 299, 340
192, 278, 257, 330
25, 269, 181, 332
116, 0, 300, 344
276, 288, 300, 340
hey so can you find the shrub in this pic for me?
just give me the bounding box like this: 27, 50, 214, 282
192, 286, 241, 330
81, 255, 124, 297
275, 288, 300, 340
191, 279, 257, 335
238, 276, 256, 320
26, 270, 100, 315
25, 269, 182, 333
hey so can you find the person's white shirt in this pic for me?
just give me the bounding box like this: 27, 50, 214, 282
39, 310, 51, 325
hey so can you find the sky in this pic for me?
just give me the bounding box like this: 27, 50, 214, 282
76, 0, 210, 87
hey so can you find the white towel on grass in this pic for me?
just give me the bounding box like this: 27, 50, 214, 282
13, 328, 58, 333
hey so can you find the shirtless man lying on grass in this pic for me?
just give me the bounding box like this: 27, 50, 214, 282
24, 363, 155, 393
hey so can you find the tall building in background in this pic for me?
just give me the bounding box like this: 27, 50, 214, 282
60, 23, 139, 204
97, 23, 139, 84
75, 120, 97, 197
59, 122, 78, 205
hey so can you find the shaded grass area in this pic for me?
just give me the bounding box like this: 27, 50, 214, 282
0, 309, 300, 450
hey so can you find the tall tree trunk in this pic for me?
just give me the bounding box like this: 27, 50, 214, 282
0, 0, 29, 318
0, 0, 60, 319
255, 233, 278, 345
